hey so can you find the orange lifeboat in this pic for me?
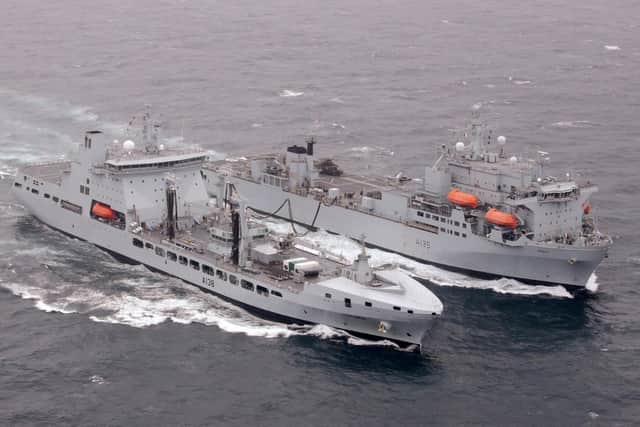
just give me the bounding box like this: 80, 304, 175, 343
447, 189, 479, 208
92, 202, 116, 220
485, 208, 518, 228
583, 202, 591, 215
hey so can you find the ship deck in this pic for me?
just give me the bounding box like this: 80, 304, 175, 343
137, 223, 351, 294
204, 158, 421, 195
21, 161, 71, 185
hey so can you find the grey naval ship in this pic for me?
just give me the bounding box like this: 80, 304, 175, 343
203, 109, 612, 288
11, 114, 443, 349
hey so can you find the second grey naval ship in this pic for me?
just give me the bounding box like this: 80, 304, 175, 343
203, 108, 612, 288
11, 113, 443, 349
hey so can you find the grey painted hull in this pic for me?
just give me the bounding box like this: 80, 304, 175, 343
223, 177, 607, 288
12, 184, 436, 348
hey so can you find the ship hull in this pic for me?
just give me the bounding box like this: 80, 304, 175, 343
12, 184, 436, 349
220, 177, 607, 288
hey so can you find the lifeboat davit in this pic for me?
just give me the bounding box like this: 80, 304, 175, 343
485, 208, 518, 228
92, 203, 116, 220
447, 189, 479, 208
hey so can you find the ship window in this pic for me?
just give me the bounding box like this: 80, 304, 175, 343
167, 251, 177, 261
425, 213, 431, 219
440, 218, 446, 223
433, 215, 439, 221
344, 298, 352, 308
52, 196, 59, 202
14, 182, 22, 188
44, 193, 50, 199
216, 269, 227, 281
202, 265, 214, 275
365, 301, 372, 307
271, 290, 283, 297
26, 187, 30, 191
155, 247, 165, 257
256, 285, 269, 296
85, 187, 90, 195
31, 188, 39, 194
241, 279, 254, 291
417, 211, 424, 217
190, 260, 200, 271
86, 178, 90, 185
440, 227, 445, 232
145, 242, 154, 250
463, 223, 467, 228
454, 221, 460, 227
229, 275, 238, 285
132, 238, 143, 248
80, 185, 84, 194
61, 200, 82, 214
454, 231, 460, 236
325, 293, 332, 299
393, 306, 401, 311
462, 233, 467, 238
408, 310, 414, 314
179, 256, 188, 265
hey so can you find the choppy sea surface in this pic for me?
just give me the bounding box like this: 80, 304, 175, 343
1, 0, 639, 425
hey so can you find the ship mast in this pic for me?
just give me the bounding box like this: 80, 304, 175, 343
352, 235, 373, 284
469, 104, 484, 160
238, 199, 249, 268
227, 181, 249, 268
164, 174, 178, 240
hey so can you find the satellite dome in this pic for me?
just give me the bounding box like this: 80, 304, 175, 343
455, 142, 465, 152
509, 156, 518, 163
158, 143, 165, 151
113, 139, 120, 145
497, 135, 507, 145
122, 140, 135, 151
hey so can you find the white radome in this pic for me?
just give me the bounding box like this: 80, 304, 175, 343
497, 135, 507, 145
122, 140, 135, 151
455, 142, 465, 152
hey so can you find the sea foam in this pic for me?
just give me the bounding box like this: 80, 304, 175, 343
260, 221, 576, 298
279, 89, 304, 98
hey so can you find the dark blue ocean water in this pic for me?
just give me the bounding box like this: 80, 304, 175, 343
1, 0, 639, 425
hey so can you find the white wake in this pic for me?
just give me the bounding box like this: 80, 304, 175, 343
259, 219, 579, 298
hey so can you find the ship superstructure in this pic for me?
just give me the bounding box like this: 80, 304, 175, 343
203, 109, 611, 288
11, 113, 443, 349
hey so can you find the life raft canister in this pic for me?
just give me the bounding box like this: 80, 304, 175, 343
92, 202, 117, 220
484, 208, 518, 228
447, 189, 479, 209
